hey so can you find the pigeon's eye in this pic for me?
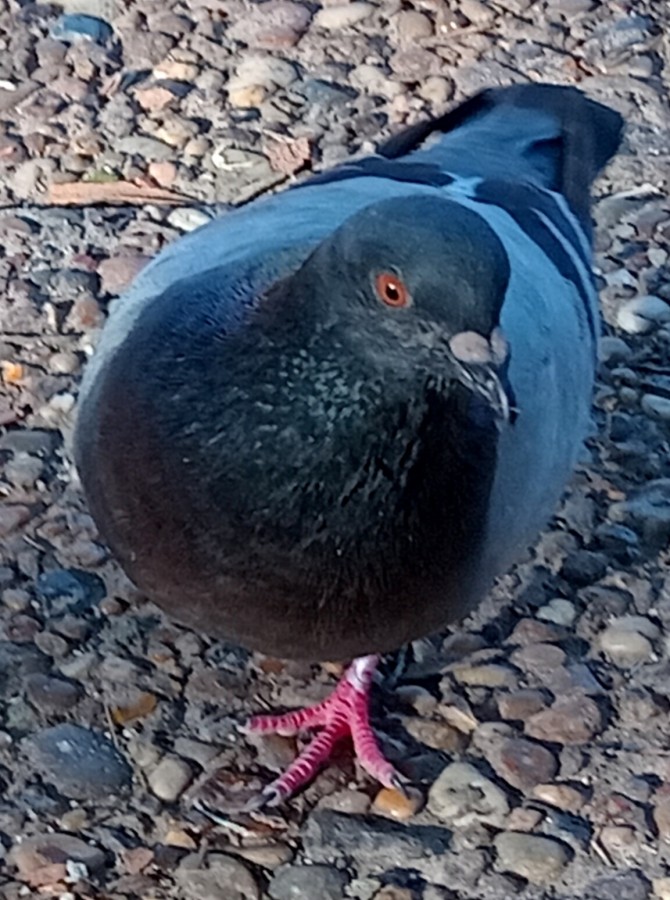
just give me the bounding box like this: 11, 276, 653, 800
374, 272, 411, 308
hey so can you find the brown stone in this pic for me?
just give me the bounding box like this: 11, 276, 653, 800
492, 739, 559, 792
136, 85, 178, 112
9, 833, 105, 887
98, 254, 151, 295
0, 504, 31, 537
525, 695, 602, 744
507, 619, 566, 646
497, 689, 548, 722
532, 783, 585, 812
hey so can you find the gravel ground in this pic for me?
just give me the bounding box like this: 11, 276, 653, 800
1, 0, 670, 897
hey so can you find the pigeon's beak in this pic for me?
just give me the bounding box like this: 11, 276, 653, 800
448, 327, 517, 425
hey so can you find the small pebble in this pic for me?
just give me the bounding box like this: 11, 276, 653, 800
403, 716, 467, 751
489, 738, 558, 792
537, 599, 577, 626
438, 698, 478, 733
510, 642, 566, 678
25, 674, 82, 712
317, 789, 371, 815
497, 689, 548, 722
609, 479, 670, 548
428, 761, 510, 827
451, 662, 517, 687
599, 824, 637, 852
617, 295, 670, 334
561, 550, 608, 586
417, 75, 453, 106
269, 863, 348, 900
164, 828, 197, 849
176, 853, 260, 899
507, 618, 565, 646
494, 832, 570, 883
33, 631, 70, 658
167, 207, 212, 232
59, 807, 89, 831
531, 783, 585, 812
372, 786, 423, 820
642, 394, 670, 422
0, 505, 31, 537
313, 2, 375, 30
98, 254, 151, 295
653, 787, 670, 843
391, 10, 434, 43
51, 12, 113, 44
505, 807, 544, 832
599, 626, 654, 666
234, 842, 294, 869
525, 696, 602, 744
2, 588, 31, 612
27, 724, 132, 800
599, 335, 632, 366
148, 756, 194, 802
49, 350, 80, 374
9, 833, 106, 884
654, 877, 670, 900
394, 684, 438, 716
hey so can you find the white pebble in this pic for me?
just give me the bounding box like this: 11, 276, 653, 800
599, 626, 654, 667
537, 598, 577, 626
167, 207, 212, 232
314, 2, 375, 30
148, 756, 193, 802
617, 295, 670, 334
642, 394, 670, 422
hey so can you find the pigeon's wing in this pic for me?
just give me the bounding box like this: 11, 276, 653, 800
377, 83, 623, 230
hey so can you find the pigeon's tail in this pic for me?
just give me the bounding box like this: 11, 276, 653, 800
380, 83, 624, 229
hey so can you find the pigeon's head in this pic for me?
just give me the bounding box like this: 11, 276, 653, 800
275, 194, 514, 421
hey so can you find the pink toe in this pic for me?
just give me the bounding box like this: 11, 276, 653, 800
243, 655, 403, 804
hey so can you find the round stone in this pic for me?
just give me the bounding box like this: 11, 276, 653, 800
617, 295, 670, 334
148, 756, 194, 802
599, 336, 632, 366
25, 674, 82, 712
536, 599, 577, 626
313, 2, 375, 30
372, 786, 423, 820
269, 863, 348, 900
26, 724, 132, 800
9, 833, 106, 882
494, 832, 570, 883
642, 394, 670, 422
531, 783, 585, 812
525, 696, 602, 745
428, 761, 509, 827
497, 689, 548, 722
492, 738, 559, 791
599, 627, 654, 667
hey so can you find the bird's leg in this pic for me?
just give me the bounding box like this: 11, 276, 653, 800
244, 654, 406, 807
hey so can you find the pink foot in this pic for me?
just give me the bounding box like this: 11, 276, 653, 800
245, 655, 406, 806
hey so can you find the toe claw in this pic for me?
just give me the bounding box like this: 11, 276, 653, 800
243, 782, 284, 811
390, 772, 411, 796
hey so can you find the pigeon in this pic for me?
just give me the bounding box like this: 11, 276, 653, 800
74, 83, 623, 806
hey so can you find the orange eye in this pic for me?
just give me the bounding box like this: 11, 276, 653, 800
374, 272, 411, 308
